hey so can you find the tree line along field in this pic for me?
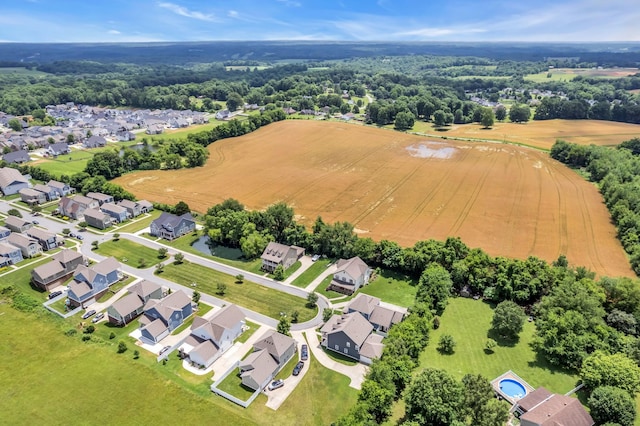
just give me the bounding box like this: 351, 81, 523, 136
114, 120, 634, 278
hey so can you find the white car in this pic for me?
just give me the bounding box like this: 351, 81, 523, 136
311, 254, 320, 262
91, 313, 105, 323
268, 379, 284, 391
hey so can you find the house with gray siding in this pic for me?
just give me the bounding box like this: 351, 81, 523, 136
0, 226, 11, 241
238, 330, 297, 391
149, 212, 195, 240
46, 142, 70, 156
47, 180, 74, 197
32, 184, 59, 201
2, 150, 31, 164
31, 249, 85, 291
19, 188, 47, 205
8, 232, 42, 258
346, 294, 405, 334
117, 199, 143, 218
83, 208, 113, 230
0, 167, 29, 195
86, 192, 114, 206
260, 242, 305, 272
67, 257, 121, 307
0, 242, 23, 265
321, 312, 384, 364
100, 202, 129, 223
327, 256, 372, 295
139, 290, 193, 344
26, 228, 59, 251
4, 216, 33, 233
107, 280, 162, 326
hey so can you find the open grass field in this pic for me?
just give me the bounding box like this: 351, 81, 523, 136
95, 239, 164, 268
0, 304, 356, 425
412, 119, 640, 150
0, 66, 47, 76
32, 149, 97, 176
291, 258, 332, 287
360, 270, 417, 307
140, 119, 225, 142
115, 120, 633, 278
525, 67, 638, 82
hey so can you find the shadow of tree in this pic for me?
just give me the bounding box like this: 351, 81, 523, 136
487, 328, 520, 348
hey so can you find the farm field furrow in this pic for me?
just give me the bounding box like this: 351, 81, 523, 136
115, 120, 635, 278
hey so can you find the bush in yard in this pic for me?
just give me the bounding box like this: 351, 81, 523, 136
62, 228, 71, 236
91, 240, 99, 250
117, 341, 128, 353
109, 332, 116, 339
432, 316, 440, 329
192, 290, 201, 304
7, 208, 22, 218
235, 274, 244, 283
157, 247, 168, 258
273, 264, 285, 281
82, 335, 91, 341
113, 233, 120, 241
292, 310, 299, 323
485, 338, 497, 354
438, 334, 456, 354
155, 262, 164, 273
323, 308, 333, 322
216, 283, 226, 296
277, 316, 291, 336
138, 258, 147, 268
78, 221, 88, 230
173, 253, 184, 264
83, 325, 95, 334
306, 292, 318, 308
133, 350, 140, 360
65, 328, 77, 337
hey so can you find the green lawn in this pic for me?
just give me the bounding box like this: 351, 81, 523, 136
359, 270, 417, 307
140, 120, 224, 142
114, 210, 161, 233
322, 346, 359, 366
418, 298, 578, 394
0, 256, 51, 301
291, 259, 331, 287
95, 239, 164, 268
159, 261, 317, 322
274, 353, 301, 381
238, 320, 261, 344
217, 371, 257, 400
314, 275, 345, 300
34, 150, 97, 177
96, 275, 137, 303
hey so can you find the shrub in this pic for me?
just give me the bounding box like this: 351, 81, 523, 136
173, 253, 184, 264
292, 310, 299, 323
82, 335, 91, 342
235, 274, 244, 283
306, 292, 318, 308
323, 308, 333, 322
65, 328, 78, 337
438, 334, 456, 355
83, 325, 95, 334
7, 208, 22, 218
432, 316, 440, 329
216, 283, 226, 296
109, 332, 116, 339
133, 350, 140, 359
117, 341, 128, 353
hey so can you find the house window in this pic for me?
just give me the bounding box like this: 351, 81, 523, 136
346, 342, 350, 348
344, 348, 348, 354
335, 344, 339, 350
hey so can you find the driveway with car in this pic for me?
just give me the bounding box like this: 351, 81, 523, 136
265, 332, 310, 410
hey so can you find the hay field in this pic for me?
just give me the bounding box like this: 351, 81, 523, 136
526, 67, 638, 82
115, 120, 633, 278
413, 119, 640, 150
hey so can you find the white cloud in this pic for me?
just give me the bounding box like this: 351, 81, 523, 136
107, 29, 121, 35
228, 10, 239, 18
158, 2, 218, 22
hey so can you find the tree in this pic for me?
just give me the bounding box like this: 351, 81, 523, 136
588, 385, 637, 426
78, 221, 88, 230
112, 233, 120, 241
235, 274, 244, 283
139, 258, 148, 268
437, 334, 456, 354
273, 264, 285, 281
66, 133, 75, 143
358, 380, 395, 423
491, 300, 526, 340
31, 205, 42, 215
91, 240, 99, 250
62, 228, 71, 236
416, 263, 452, 315
495, 105, 507, 121
216, 282, 226, 295
192, 290, 201, 304
277, 316, 291, 336
155, 262, 164, 273
323, 308, 333, 322
485, 338, 497, 353
509, 104, 531, 123
461, 374, 509, 426
433, 109, 447, 127
117, 341, 128, 353
173, 253, 184, 264
133, 350, 140, 359
291, 310, 299, 323
8, 118, 22, 131
85, 151, 124, 179
581, 352, 640, 394
157, 247, 168, 258
405, 368, 464, 426
394, 111, 415, 131
226, 92, 244, 111
481, 108, 495, 128
306, 292, 318, 308
174, 201, 190, 216
7, 208, 22, 218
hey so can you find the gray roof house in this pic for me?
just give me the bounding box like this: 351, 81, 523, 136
84, 135, 106, 148
19, 188, 47, 205
327, 256, 372, 295
26, 227, 59, 251
0, 226, 11, 241
139, 290, 193, 344
515, 387, 594, 426
4, 215, 33, 233
184, 304, 246, 368
346, 294, 405, 333
117, 199, 142, 218
59, 195, 99, 220
86, 192, 114, 206
2, 150, 31, 164
31, 249, 85, 291
8, 232, 42, 258
67, 257, 121, 307
238, 330, 297, 391
100, 202, 129, 223
0, 242, 23, 266
260, 242, 305, 273
0, 167, 29, 195
321, 312, 383, 364
107, 280, 163, 326
149, 212, 195, 240
32, 184, 59, 201
83, 208, 113, 230
46, 142, 70, 156
47, 180, 74, 197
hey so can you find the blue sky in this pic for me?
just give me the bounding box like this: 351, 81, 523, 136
0, 0, 638, 43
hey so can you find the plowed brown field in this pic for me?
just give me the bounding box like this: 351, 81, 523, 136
115, 120, 634, 277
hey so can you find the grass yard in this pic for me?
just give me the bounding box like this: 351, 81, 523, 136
322, 346, 359, 366
418, 298, 578, 394
274, 353, 301, 381
114, 210, 161, 233
171, 303, 214, 335
0, 256, 51, 301
141, 120, 224, 142
315, 275, 345, 300
237, 320, 261, 343
159, 261, 317, 322
32, 150, 96, 177
291, 258, 331, 287
95, 239, 164, 268
359, 269, 417, 307
217, 371, 257, 400
96, 275, 137, 303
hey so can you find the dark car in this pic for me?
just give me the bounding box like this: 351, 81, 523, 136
301, 344, 308, 361
81, 309, 96, 320
292, 361, 304, 376
48, 290, 62, 299
32, 220, 39, 225
267, 379, 285, 391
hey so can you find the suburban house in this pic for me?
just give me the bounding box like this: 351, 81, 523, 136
137, 200, 154, 213
0, 242, 23, 265
47, 180, 74, 197
117, 199, 142, 218
514, 387, 594, 426
8, 232, 42, 258
0, 226, 11, 241
19, 188, 47, 205
238, 330, 297, 391
183, 304, 246, 368
31, 249, 85, 291
139, 290, 193, 344
83, 208, 113, 229
32, 184, 59, 201
86, 192, 114, 206
0, 167, 29, 195
327, 256, 372, 295
26, 228, 59, 251
260, 242, 305, 272
215, 109, 230, 120
4, 215, 34, 233
59, 195, 99, 219
321, 312, 384, 364
83, 135, 106, 148
100, 202, 129, 223
46, 142, 70, 156
149, 212, 195, 240
107, 281, 163, 326
67, 257, 121, 308
2, 150, 31, 164
345, 294, 405, 333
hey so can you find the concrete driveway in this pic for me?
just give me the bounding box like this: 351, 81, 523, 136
304, 330, 366, 390
283, 255, 313, 285
265, 331, 309, 410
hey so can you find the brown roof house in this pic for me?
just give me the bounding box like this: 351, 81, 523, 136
260, 242, 305, 273
4, 215, 33, 233
0, 242, 23, 266
31, 249, 85, 291
107, 280, 163, 326
514, 387, 594, 426
138, 290, 193, 344
183, 304, 246, 368
67, 257, 121, 308
47, 180, 75, 198
59, 195, 99, 220
86, 192, 114, 206
321, 312, 383, 364
117, 199, 153, 218
19, 188, 47, 205
83, 208, 113, 230
0, 167, 29, 195
8, 232, 42, 258
26, 228, 60, 251
327, 256, 372, 295
238, 331, 297, 391
345, 294, 405, 334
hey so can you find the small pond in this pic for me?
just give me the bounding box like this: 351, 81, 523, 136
191, 236, 244, 260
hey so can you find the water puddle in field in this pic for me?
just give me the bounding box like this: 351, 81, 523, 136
406, 142, 457, 159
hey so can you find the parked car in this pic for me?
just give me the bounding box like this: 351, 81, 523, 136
76, 234, 84, 240
301, 344, 308, 361
159, 346, 171, 355
32, 220, 39, 225
81, 309, 96, 320
267, 379, 285, 391
91, 312, 105, 323
293, 361, 304, 376
311, 254, 320, 262
69, 233, 76, 238
48, 290, 62, 299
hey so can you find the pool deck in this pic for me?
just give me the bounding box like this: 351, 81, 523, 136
491, 370, 535, 405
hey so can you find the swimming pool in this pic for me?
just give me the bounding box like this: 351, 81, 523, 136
499, 378, 527, 399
